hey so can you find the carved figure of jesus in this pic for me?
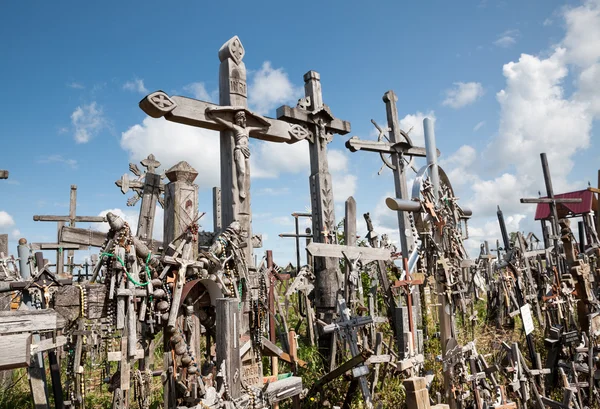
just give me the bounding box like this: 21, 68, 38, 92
208, 110, 266, 200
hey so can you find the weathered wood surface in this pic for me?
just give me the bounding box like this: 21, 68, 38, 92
0, 309, 65, 334
33, 215, 106, 223
0, 170, 8, 179
163, 161, 199, 260
30, 242, 84, 251
0, 234, 7, 256
265, 376, 303, 403
216, 298, 241, 399
0, 333, 31, 370
60, 226, 107, 247
53, 284, 107, 322
306, 242, 391, 263
31, 335, 67, 354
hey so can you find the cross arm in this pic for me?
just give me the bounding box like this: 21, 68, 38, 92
345, 136, 440, 157
0, 170, 7, 179
276, 105, 351, 135
33, 215, 107, 223
520, 198, 583, 204
139, 91, 312, 144
306, 242, 391, 263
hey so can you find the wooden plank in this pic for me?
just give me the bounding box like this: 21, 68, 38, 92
60, 226, 107, 247
30, 243, 84, 251
31, 335, 67, 354
0, 333, 31, 370
265, 376, 303, 403
216, 298, 241, 399
33, 215, 106, 222
306, 242, 391, 263
0, 309, 64, 334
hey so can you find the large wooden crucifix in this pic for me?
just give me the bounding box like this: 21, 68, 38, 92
115, 153, 165, 242
139, 36, 316, 266
32, 185, 106, 275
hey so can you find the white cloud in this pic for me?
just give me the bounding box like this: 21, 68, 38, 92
561, 0, 600, 67
71, 102, 107, 143
123, 78, 149, 94
255, 187, 290, 196
486, 48, 592, 181
120, 117, 220, 189
494, 29, 520, 47
95, 206, 164, 241
67, 82, 84, 89
398, 111, 436, 147
37, 154, 78, 169
251, 141, 309, 179
248, 61, 303, 115
473, 121, 485, 131
0, 211, 15, 228
183, 82, 214, 102
442, 82, 484, 109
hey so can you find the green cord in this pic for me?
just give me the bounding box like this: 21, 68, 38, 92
100, 252, 149, 287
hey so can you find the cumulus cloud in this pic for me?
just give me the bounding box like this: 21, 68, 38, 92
442, 82, 485, 109
494, 29, 520, 47
0, 211, 15, 228
123, 78, 148, 94
71, 102, 107, 143
398, 111, 436, 147
183, 82, 214, 102
120, 117, 220, 189
248, 62, 303, 115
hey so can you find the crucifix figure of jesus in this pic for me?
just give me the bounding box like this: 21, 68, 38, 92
206, 109, 268, 200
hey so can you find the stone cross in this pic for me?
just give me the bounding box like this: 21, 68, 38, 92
345, 90, 436, 261
139, 36, 314, 267
32, 185, 106, 275
115, 153, 165, 242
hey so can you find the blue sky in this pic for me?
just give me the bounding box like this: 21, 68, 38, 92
1, 0, 599, 267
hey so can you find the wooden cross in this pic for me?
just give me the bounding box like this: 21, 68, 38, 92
345, 91, 438, 261
520, 153, 582, 262
139, 36, 318, 267
278, 211, 312, 275
0, 170, 8, 179
115, 153, 166, 242
32, 185, 106, 275
322, 298, 373, 408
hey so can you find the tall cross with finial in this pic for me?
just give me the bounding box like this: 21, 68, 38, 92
115, 153, 165, 242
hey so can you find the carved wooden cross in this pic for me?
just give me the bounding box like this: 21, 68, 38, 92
520, 153, 582, 267
115, 153, 166, 242
345, 90, 437, 261
0, 170, 8, 179
32, 185, 106, 275
139, 36, 315, 267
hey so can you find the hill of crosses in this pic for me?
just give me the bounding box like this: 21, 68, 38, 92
1, 36, 599, 409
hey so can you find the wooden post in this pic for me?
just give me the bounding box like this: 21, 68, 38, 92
213, 186, 222, 234
216, 298, 241, 399
403, 377, 430, 409
344, 197, 357, 304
